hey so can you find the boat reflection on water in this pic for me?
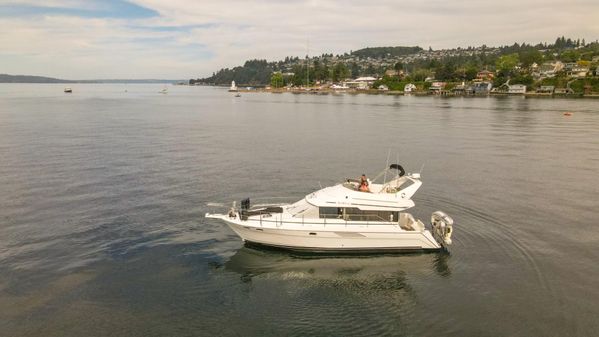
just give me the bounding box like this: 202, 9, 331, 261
223, 244, 451, 285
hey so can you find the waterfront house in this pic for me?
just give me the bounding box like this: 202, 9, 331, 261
472, 82, 492, 94
345, 77, 377, 90
429, 82, 446, 94
404, 83, 417, 93
452, 83, 473, 95
536, 85, 555, 94
507, 84, 526, 94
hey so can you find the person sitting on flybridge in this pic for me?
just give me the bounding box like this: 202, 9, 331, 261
359, 174, 370, 192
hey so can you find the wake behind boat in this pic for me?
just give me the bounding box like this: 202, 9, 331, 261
206, 164, 454, 253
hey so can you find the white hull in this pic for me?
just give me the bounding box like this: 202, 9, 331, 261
207, 214, 443, 252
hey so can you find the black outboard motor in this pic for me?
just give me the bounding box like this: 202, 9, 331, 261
240, 198, 250, 220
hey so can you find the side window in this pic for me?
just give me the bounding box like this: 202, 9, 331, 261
319, 207, 339, 219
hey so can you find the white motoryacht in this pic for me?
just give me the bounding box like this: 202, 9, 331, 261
206, 165, 454, 253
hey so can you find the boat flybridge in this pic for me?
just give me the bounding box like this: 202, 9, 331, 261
205, 164, 454, 253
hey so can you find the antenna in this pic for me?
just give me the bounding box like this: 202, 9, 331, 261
383, 149, 391, 184
396, 153, 400, 185
419, 163, 425, 175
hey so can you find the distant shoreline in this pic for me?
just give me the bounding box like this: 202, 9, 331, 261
0, 74, 183, 84
226, 87, 599, 98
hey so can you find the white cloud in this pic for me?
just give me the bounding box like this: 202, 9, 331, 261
1, 0, 598, 78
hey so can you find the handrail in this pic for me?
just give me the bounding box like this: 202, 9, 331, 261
246, 210, 397, 226
319, 213, 389, 222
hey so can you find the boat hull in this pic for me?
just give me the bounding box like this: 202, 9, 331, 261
211, 215, 442, 252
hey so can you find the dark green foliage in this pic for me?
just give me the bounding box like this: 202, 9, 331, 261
191, 59, 275, 86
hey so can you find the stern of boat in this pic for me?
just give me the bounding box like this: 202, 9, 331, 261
431, 211, 454, 249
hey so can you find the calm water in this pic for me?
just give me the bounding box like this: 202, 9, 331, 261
0, 84, 598, 336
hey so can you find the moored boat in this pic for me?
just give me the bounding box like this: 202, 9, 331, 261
206, 164, 454, 253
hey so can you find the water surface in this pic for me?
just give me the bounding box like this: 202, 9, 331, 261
1, 84, 598, 336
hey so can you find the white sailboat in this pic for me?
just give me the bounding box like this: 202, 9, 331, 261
206, 164, 454, 253
228, 81, 238, 92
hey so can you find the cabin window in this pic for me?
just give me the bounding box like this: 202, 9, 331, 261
318, 207, 398, 221
341, 208, 398, 222
319, 207, 341, 219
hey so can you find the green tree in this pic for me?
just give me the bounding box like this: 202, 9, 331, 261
519, 50, 543, 67
350, 62, 360, 78
394, 62, 404, 77
270, 72, 283, 88
411, 69, 432, 82
560, 50, 580, 62
495, 53, 520, 76
464, 65, 479, 81
332, 63, 349, 82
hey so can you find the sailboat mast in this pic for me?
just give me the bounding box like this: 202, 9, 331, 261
306, 39, 310, 88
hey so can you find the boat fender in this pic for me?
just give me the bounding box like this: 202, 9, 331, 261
431, 211, 454, 246
228, 208, 237, 218
228, 201, 237, 218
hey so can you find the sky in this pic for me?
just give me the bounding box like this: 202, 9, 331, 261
1, 0, 598, 79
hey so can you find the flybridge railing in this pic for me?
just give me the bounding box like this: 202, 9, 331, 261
249, 197, 298, 205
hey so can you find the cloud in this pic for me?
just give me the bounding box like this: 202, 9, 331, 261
1, 0, 598, 78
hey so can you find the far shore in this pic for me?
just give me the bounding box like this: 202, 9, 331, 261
225, 86, 599, 98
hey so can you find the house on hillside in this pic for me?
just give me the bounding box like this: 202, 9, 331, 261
537, 61, 564, 78
384, 69, 404, 77
476, 70, 495, 81
567, 65, 589, 78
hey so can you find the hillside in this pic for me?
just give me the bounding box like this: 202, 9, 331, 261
0, 74, 72, 83
190, 37, 599, 87
0, 74, 181, 84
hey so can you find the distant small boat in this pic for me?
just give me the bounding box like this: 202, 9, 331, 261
563, 112, 573, 116
159, 87, 168, 94
64, 87, 72, 93
235, 93, 241, 97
